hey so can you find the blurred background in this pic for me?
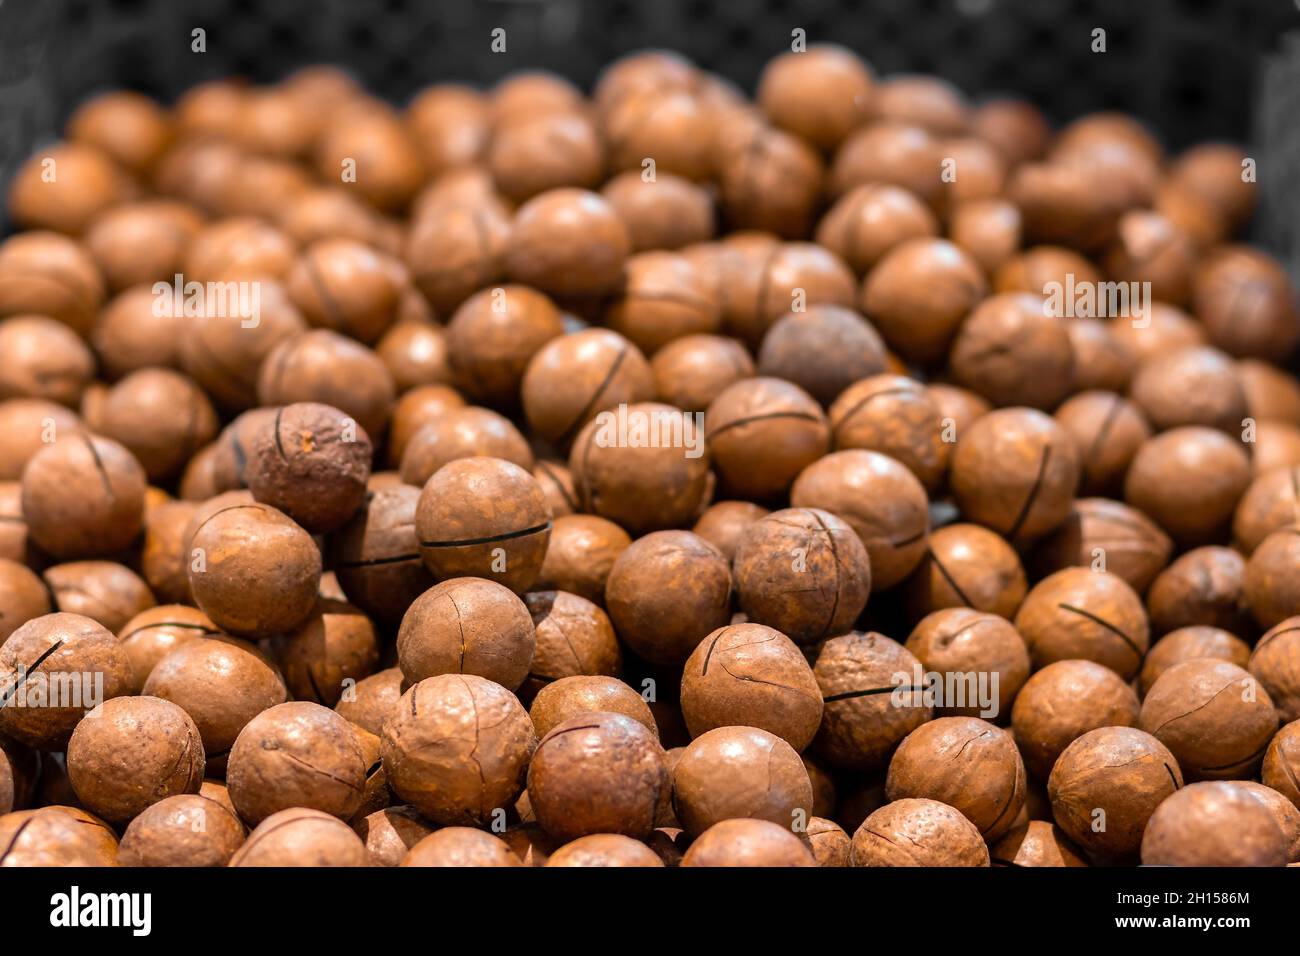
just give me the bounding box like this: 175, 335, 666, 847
3, 0, 1300, 251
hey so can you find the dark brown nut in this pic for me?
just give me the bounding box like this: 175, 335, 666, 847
8, 141, 134, 235
0, 482, 33, 565
1030, 498, 1172, 595
904, 608, 1029, 721
873, 74, 970, 134
1064, 318, 1137, 394
181, 280, 306, 412
66, 695, 204, 824
949, 294, 1074, 409
117, 605, 217, 694
569, 402, 711, 535
275, 186, 389, 250
830, 122, 944, 208
401, 827, 522, 867
226, 701, 366, 824
605, 531, 732, 666
445, 285, 564, 408
1011, 659, 1140, 779
96, 368, 218, 482
1101, 208, 1195, 305
681, 817, 816, 867
606, 251, 721, 356
990, 821, 1088, 867
528, 676, 656, 740
415, 457, 552, 594
817, 639, 914, 764
397, 577, 535, 691
271, 598, 379, 706
859, 238, 987, 366
650, 334, 753, 414
376, 320, 453, 397
705, 378, 829, 501
934, 136, 1007, 215
144, 637, 287, 764
1141, 781, 1288, 867
141, 500, 199, 605
903, 522, 1027, 621
850, 798, 989, 867
405, 85, 489, 176
0, 806, 120, 866
489, 112, 603, 203
330, 485, 433, 626
827, 374, 947, 492
180, 444, 222, 501
716, 125, 824, 239
505, 188, 631, 298
383, 673, 535, 826
535, 515, 631, 605
1128, 346, 1247, 435
1191, 245, 1300, 359
1139, 627, 1250, 701
523, 328, 655, 446
544, 833, 664, 867
756, 45, 873, 150
334, 666, 404, 737
681, 623, 823, 751
1263, 720, 1300, 810
405, 199, 511, 317
816, 184, 938, 276
732, 508, 870, 643
602, 87, 713, 182
1138, 659, 1276, 781
399, 406, 533, 487
0, 316, 94, 407
246, 402, 371, 534
948, 198, 1022, 276
528, 711, 668, 842
1251, 616, 1300, 723
600, 171, 714, 252
1168, 143, 1255, 230
1053, 392, 1151, 496
285, 238, 409, 345
520, 592, 621, 702
118, 794, 247, 867
972, 97, 1051, 165
533, 460, 578, 516
1239, 359, 1300, 425
1006, 158, 1134, 252
950, 407, 1080, 542
0, 612, 133, 749
20, 434, 145, 559
886, 717, 1025, 840
0, 399, 82, 482
188, 502, 321, 637
314, 106, 425, 212
1014, 567, 1149, 678
805, 816, 851, 867
353, 805, 436, 867
1244, 526, 1300, 630
756, 306, 888, 407
1047, 726, 1183, 862
0, 231, 105, 336
42, 561, 155, 634
387, 384, 464, 468
671, 725, 812, 837
691, 501, 769, 566
257, 329, 396, 441
0, 559, 51, 643
1147, 546, 1252, 637
229, 806, 369, 866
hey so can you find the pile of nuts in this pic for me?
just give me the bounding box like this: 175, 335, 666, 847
2, 45, 1299, 868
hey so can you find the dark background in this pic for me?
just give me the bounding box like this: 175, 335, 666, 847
2, 0, 1297, 145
